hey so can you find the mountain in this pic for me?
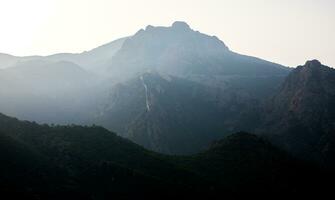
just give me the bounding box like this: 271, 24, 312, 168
0, 53, 40, 69
89, 22, 291, 154
0, 22, 292, 155
178, 132, 332, 194
46, 37, 127, 73
0, 112, 199, 199
259, 60, 335, 167
0, 53, 18, 69
0, 59, 103, 124
0, 112, 332, 198
0, 131, 83, 199
93, 71, 262, 154
107, 21, 289, 82
0, 38, 127, 73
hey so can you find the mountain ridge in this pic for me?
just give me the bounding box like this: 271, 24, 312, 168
259, 59, 335, 167
1, 22, 332, 159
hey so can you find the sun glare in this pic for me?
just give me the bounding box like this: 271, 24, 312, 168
0, 0, 54, 55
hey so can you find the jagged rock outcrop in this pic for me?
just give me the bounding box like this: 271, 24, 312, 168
260, 60, 335, 166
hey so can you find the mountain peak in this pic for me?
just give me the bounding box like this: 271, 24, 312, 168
296, 59, 332, 76
283, 60, 333, 88
145, 25, 155, 31
304, 59, 322, 68
171, 21, 191, 30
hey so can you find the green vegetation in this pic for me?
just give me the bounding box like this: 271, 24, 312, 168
0, 113, 333, 199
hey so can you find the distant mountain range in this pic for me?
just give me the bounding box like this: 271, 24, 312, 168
0, 22, 334, 167
0, 59, 102, 124
0, 37, 127, 71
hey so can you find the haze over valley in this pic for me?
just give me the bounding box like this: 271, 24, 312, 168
0, 1, 334, 198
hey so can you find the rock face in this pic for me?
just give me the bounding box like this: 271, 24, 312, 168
94, 72, 232, 154
260, 60, 335, 166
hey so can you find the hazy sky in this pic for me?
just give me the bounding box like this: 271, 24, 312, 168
0, 0, 334, 67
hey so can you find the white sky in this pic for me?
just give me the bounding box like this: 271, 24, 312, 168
0, 0, 334, 67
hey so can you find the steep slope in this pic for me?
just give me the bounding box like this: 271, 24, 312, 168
260, 60, 335, 166
94, 72, 260, 154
